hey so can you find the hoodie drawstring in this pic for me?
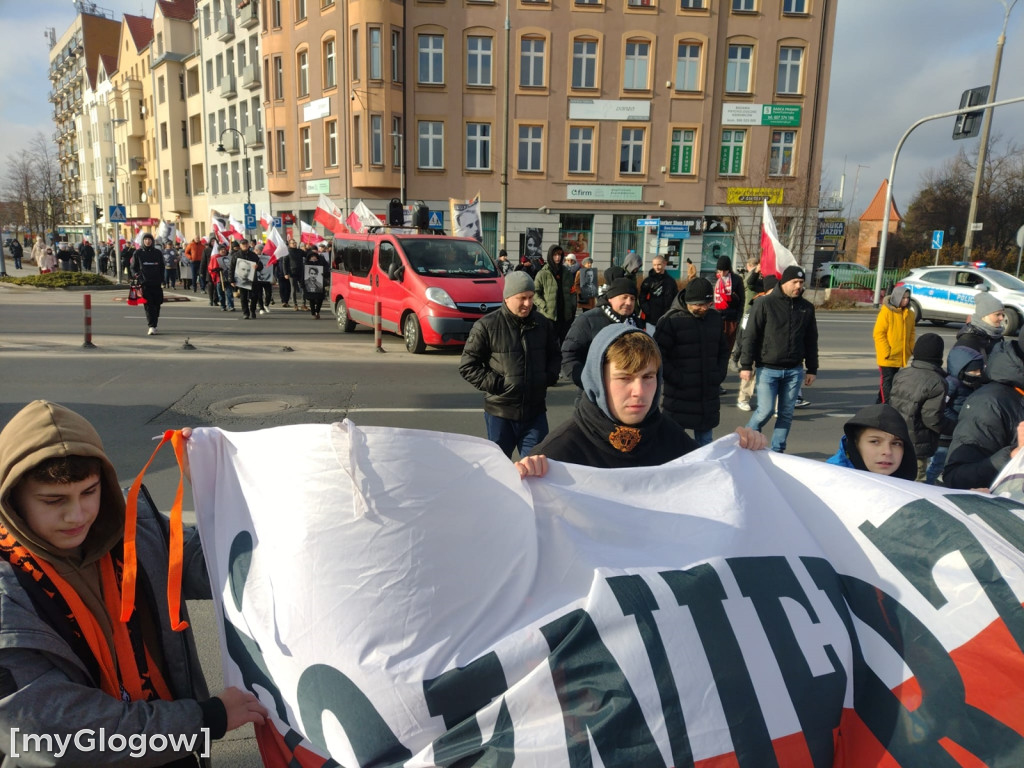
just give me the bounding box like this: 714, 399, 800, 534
122, 429, 189, 632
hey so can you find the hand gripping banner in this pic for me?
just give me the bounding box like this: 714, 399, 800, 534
188, 423, 1024, 768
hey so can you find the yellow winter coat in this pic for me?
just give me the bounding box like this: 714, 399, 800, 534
873, 292, 916, 367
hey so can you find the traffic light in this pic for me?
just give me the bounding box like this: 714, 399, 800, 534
95, 206, 102, 222
952, 85, 989, 140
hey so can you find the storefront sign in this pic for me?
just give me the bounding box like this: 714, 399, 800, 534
722, 104, 802, 127
303, 97, 331, 121
568, 99, 651, 121
305, 179, 331, 195
726, 187, 784, 205
566, 184, 643, 202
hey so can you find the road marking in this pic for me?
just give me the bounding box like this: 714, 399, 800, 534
309, 407, 480, 413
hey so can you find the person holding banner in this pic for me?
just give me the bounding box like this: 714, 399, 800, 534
0, 401, 268, 763
230, 239, 261, 319
303, 246, 330, 319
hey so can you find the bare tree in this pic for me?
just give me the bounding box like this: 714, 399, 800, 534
30, 132, 64, 237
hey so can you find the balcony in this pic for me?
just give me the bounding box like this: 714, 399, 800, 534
240, 64, 260, 90
221, 134, 240, 155
129, 157, 147, 174
243, 124, 263, 147
216, 15, 235, 42
219, 75, 237, 99
238, 1, 259, 29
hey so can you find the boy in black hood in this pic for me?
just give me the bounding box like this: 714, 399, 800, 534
826, 403, 917, 480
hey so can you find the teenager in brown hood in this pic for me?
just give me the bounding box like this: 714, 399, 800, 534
0, 400, 266, 766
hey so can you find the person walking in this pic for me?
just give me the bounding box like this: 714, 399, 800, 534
873, 285, 915, 403
459, 271, 560, 458
130, 233, 165, 335
573, 256, 599, 313
739, 265, 819, 453
654, 277, 729, 446
534, 244, 575, 345
9, 238, 23, 269
186, 235, 204, 293
287, 238, 307, 311
78, 239, 95, 272
303, 246, 330, 319
639, 255, 678, 325
230, 239, 261, 319
713, 256, 745, 357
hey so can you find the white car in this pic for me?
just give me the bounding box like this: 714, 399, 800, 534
894, 264, 1024, 336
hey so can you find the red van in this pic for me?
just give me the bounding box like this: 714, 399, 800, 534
330, 233, 505, 353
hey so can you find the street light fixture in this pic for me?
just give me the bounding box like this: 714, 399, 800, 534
216, 127, 251, 235
109, 116, 130, 284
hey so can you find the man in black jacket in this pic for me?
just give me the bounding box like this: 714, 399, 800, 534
639, 255, 678, 325
230, 239, 261, 319
944, 339, 1024, 490
460, 272, 560, 458
739, 265, 818, 452
130, 233, 165, 335
286, 239, 307, 311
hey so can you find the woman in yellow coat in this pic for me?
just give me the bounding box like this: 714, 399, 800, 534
873, 285, 915, 403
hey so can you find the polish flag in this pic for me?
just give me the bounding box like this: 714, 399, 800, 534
759, 200, 798, 279
262, 227, 287, 266
211, 214, 228, 237
229, 215, 246, 240
313, 195, 348, 236
300, 221, 324, 245
133, 229, 145, 246
260, 210, 273, 231
174, 228, 184, 244
345, 201, 382, 234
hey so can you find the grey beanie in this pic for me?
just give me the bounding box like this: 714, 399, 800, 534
973, 290, 1004, 321
503, 271, 535, 299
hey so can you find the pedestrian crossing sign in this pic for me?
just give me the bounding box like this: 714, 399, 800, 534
428, 211, 444, 229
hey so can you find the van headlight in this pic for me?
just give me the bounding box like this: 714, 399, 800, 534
425, 287, 457, 309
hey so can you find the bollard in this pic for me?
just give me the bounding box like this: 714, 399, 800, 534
374, 300, 385, 353
82, 293, 96, 349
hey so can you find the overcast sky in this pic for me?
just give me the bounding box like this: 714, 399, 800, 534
2, 0, 1022, 220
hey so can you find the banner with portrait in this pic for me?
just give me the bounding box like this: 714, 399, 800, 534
450, 194, 483, 242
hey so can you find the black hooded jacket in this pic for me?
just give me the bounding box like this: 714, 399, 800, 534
889, 359, 955, 458
944, 340, 1024, 490
639, 269, 679, 325
827, 403, 918, 480
739, 284, 818, 374
654, 295, 728, 431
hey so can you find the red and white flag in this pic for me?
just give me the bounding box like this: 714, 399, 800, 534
300, 220, 324, 245
345, 201, 382, 234
260, 210, 273, 231
314, 195, 349, 236
262, 227, 287, 265
229, 215, 246, 241
759, 200, 798, 279
133, 228, 145, 246
211, 214, 228, 234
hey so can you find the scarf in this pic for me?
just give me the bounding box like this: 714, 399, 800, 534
601, 304, 642, 327
714, 273, 732, 311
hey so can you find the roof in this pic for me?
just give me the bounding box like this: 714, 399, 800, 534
859, 180, 902, 223
156, 0, 197, 22
124, 14, 154, 52
99, 53, 118, 78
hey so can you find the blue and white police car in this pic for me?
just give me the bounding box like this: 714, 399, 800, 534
895, 263, 1024, 336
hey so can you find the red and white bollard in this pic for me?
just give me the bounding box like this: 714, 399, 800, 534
82, 293, 96, 349
374, 300, 385, 353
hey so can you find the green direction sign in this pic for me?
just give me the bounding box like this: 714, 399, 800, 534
761, 105, 801, 127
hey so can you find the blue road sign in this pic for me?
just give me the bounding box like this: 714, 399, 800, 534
244, 203, 257, 230
428, 211, 444, 229
659, 225, 690, 239
272, 216, 283, 228
932, 230, 945, 250
109, 205, 126, 223
637, 218, 660, 227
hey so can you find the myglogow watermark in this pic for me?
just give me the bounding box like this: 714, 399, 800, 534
9, 727, 211, 759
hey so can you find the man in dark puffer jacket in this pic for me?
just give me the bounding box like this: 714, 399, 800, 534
460, 272, 561, 458
654, 277, 728, 445
944, 339, 1024, 490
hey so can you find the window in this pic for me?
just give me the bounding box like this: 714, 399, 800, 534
571, 39, 597, 89
769, 130, 795, 175
418, 34, 443, 84
276, 130, 286, 171
163, 169, 170, 197
272, 0, 281, 26
211, 168, 219, 194
221, 164, 228, 194
369, 28, 382, 79
296, 0, 306, 20
623, 40, 650, 90
351, 28, 360, 80
418, 120, 443, 169
675, 42, 701, 91
184, 168, 190, 195
732, 0, 755, 10
160, 122, 168, 150
518, 125, 543, 171
301, 126, 311, 170
158, 76, 165, 104
238, 41, 247, 71
669, 128, 695, 174
568, 126, 594, 173
520, 37, 545, 87
371, 115, 383, 164
392, 116, 402, 167
203, 5, 211, 35
326, 120, 338, 166
726, 44, 753, 92
324, 39, 336, 88
353, 115, 362, 164
619, 127, 645, 173
254, 156, 265, 190
205, 60, 214, 91
273, 56, 284, 99
777, 47, 803, 95
719, 129, 746, 175
181, 120, 188, 149
467, 36, 493, 87
231, 161, 240, 193
466, 122, 491, 170
392, 30, 403, 83
783, 0, 807, 12
297, 51, 309, 97
243, 158, 251, 194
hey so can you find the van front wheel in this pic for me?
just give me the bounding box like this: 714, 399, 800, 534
403, 313, 426, 354
335, 297, 356, 332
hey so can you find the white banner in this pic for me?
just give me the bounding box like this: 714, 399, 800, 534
189, 424, 1024, 768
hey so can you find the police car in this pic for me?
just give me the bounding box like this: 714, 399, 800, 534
895, 263, 1024, 336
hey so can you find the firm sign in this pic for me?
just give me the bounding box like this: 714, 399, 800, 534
722, 104, 802, 127
726, 187, 784, 205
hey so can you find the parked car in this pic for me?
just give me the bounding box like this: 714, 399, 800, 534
330, 232, 505, 353
894, 263, 1024, 336
815, 261, 874, 288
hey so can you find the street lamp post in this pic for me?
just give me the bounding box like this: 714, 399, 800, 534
216, 127, 251, 235
390, 130, 405, 207
109, 166, 131, 284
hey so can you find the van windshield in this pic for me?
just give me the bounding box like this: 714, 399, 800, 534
399, 238, 498, 278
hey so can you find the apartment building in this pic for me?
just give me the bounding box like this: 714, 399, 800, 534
47, 5, 120, 233
196, 0, 269, 231
77, 53, 119, 244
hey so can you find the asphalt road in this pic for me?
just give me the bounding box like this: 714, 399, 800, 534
0, 273, 970, 765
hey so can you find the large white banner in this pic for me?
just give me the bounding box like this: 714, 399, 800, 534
189, 423, 1024, 768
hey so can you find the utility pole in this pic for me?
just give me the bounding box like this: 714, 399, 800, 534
962, 0, 1018, 260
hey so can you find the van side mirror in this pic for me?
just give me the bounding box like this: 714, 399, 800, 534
388, 263, 405, 282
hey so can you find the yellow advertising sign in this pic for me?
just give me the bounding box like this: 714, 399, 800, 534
726, 188, 784, 205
